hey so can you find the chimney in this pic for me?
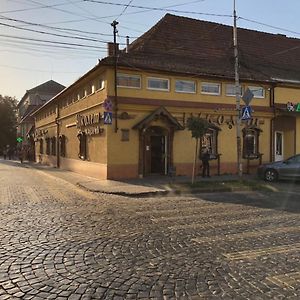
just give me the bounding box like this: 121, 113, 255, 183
126, 36, 129, 53
107, 42, 119, 56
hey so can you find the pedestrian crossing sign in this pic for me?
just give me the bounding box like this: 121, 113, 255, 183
104, 112, 113, 125
241, 106, 252, 120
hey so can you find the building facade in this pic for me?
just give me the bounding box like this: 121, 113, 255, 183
17, 80, 65, 160
33, 14, 300, 180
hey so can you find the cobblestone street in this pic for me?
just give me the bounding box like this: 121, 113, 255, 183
1, 160, 300, 299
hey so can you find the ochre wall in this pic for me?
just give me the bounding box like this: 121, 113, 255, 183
109, 68, 270, 108
34, 66, 300, 180
275, 86, 300, 104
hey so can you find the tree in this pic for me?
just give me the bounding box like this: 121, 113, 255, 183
186, 116, 210, 184
0, 95, 17, 152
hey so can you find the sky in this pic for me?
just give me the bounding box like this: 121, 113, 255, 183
1, 0, 300, 100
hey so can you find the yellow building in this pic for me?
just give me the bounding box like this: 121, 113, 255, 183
33, 14, 300, 180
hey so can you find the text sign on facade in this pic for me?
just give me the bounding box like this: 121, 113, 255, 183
241, 106, 252, 120
104, 112, 113, 125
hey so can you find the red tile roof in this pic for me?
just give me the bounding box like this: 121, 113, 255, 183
102, 14, 300, 83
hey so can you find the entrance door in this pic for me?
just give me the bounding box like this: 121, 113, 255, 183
150, 135, 165, 174
144, 126, 168, 176
275, 131, 284, 161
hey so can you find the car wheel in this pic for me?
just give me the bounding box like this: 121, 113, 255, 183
264, 169, 278, 182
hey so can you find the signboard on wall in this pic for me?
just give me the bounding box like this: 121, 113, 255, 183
286, 102, 300, 112
104, 112, 113, 125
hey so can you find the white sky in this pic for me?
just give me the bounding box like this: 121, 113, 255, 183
1, 0, 300, 100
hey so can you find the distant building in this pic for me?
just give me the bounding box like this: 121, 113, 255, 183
33, 14, 300, 179
16, 80, 65, 160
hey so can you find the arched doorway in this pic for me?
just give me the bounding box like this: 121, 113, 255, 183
144, 126, 169, 175
132, 106, 184, 178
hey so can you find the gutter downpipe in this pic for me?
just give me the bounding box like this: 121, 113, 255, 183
56, 102, 60, 168
270, 85, 275, 162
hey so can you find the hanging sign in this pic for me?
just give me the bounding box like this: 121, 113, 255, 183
286, 102, 300, 112
241, 106, 252, 120
104, 112, 113, 125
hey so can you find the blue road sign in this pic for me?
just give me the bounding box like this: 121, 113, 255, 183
104, 111, 113, 124
241, 106, 252, 120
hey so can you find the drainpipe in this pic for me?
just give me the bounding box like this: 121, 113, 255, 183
270, 85, 275, 162
111, 20, 119, 133
56, 102, 60, 168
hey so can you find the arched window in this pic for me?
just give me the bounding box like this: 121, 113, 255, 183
51, 137, 56, 156
46, 138, 50, 155
243, 127, 261, 159
77, 132, 87, 160
201, 127, 220, 159
39, 139, 44, 154
59, 135, 66, 157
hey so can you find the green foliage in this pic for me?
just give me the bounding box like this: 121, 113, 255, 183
0, 94, 17, 150
186, 116, 209, 139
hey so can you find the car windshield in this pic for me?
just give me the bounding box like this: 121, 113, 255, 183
286, 155, 300, 163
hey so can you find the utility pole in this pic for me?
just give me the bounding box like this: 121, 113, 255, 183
233, 0, 242, 177
111, 20, 119, 133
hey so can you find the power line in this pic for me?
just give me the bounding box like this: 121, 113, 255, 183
239, 16, 300, 37
0, 15, 115, 37
24, 0, 111, 25
83, 0, 232, 17
116, 0, 134, 20
0, 63, 82, 74
0, 21, 114, 44
0, 34, 107, 50
0, 0, 82, 14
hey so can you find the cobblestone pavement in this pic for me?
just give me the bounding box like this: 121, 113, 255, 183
1, 160, 300, 299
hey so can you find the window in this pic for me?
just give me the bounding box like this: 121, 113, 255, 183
175, 80, 196, 93
248, 86, 264, 98
201, 82, 221, 95
39, 139, 44, 154
51, 137, 56, 156
121, 129, 130, 142
201, 128, 219, 159
78, 132, 87, 160
226, 84, 243, 96
243, 128, 261, 158
97, 78, 105, 90
59, 135, 66, 157
46, 138, 50, 155
117, 73, 141, 88
147, 77, 169, 91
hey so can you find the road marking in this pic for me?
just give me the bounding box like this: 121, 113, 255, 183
151, 207, 269, 223
266, 271, 300, 290
192, 226, 300, 244
168, 214, 295, 230
25, 186, 41, 203
224, 243, 300, 260
0, 186, 9, 205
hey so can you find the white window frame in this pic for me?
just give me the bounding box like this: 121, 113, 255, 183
201, 82, 221, 95
96, 78, 105, 91
175, 79, 196, 94
147, 77, 169, 91
248, 86, 265, 98
117, 73, 141, 89
225, 84, 243, 97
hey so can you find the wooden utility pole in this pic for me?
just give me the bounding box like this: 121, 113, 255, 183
233, 0, 243, 177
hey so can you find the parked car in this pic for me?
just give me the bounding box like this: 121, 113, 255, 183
257, 154, 300, 182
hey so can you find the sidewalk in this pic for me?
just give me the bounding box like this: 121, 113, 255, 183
1, 158, 258, 197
